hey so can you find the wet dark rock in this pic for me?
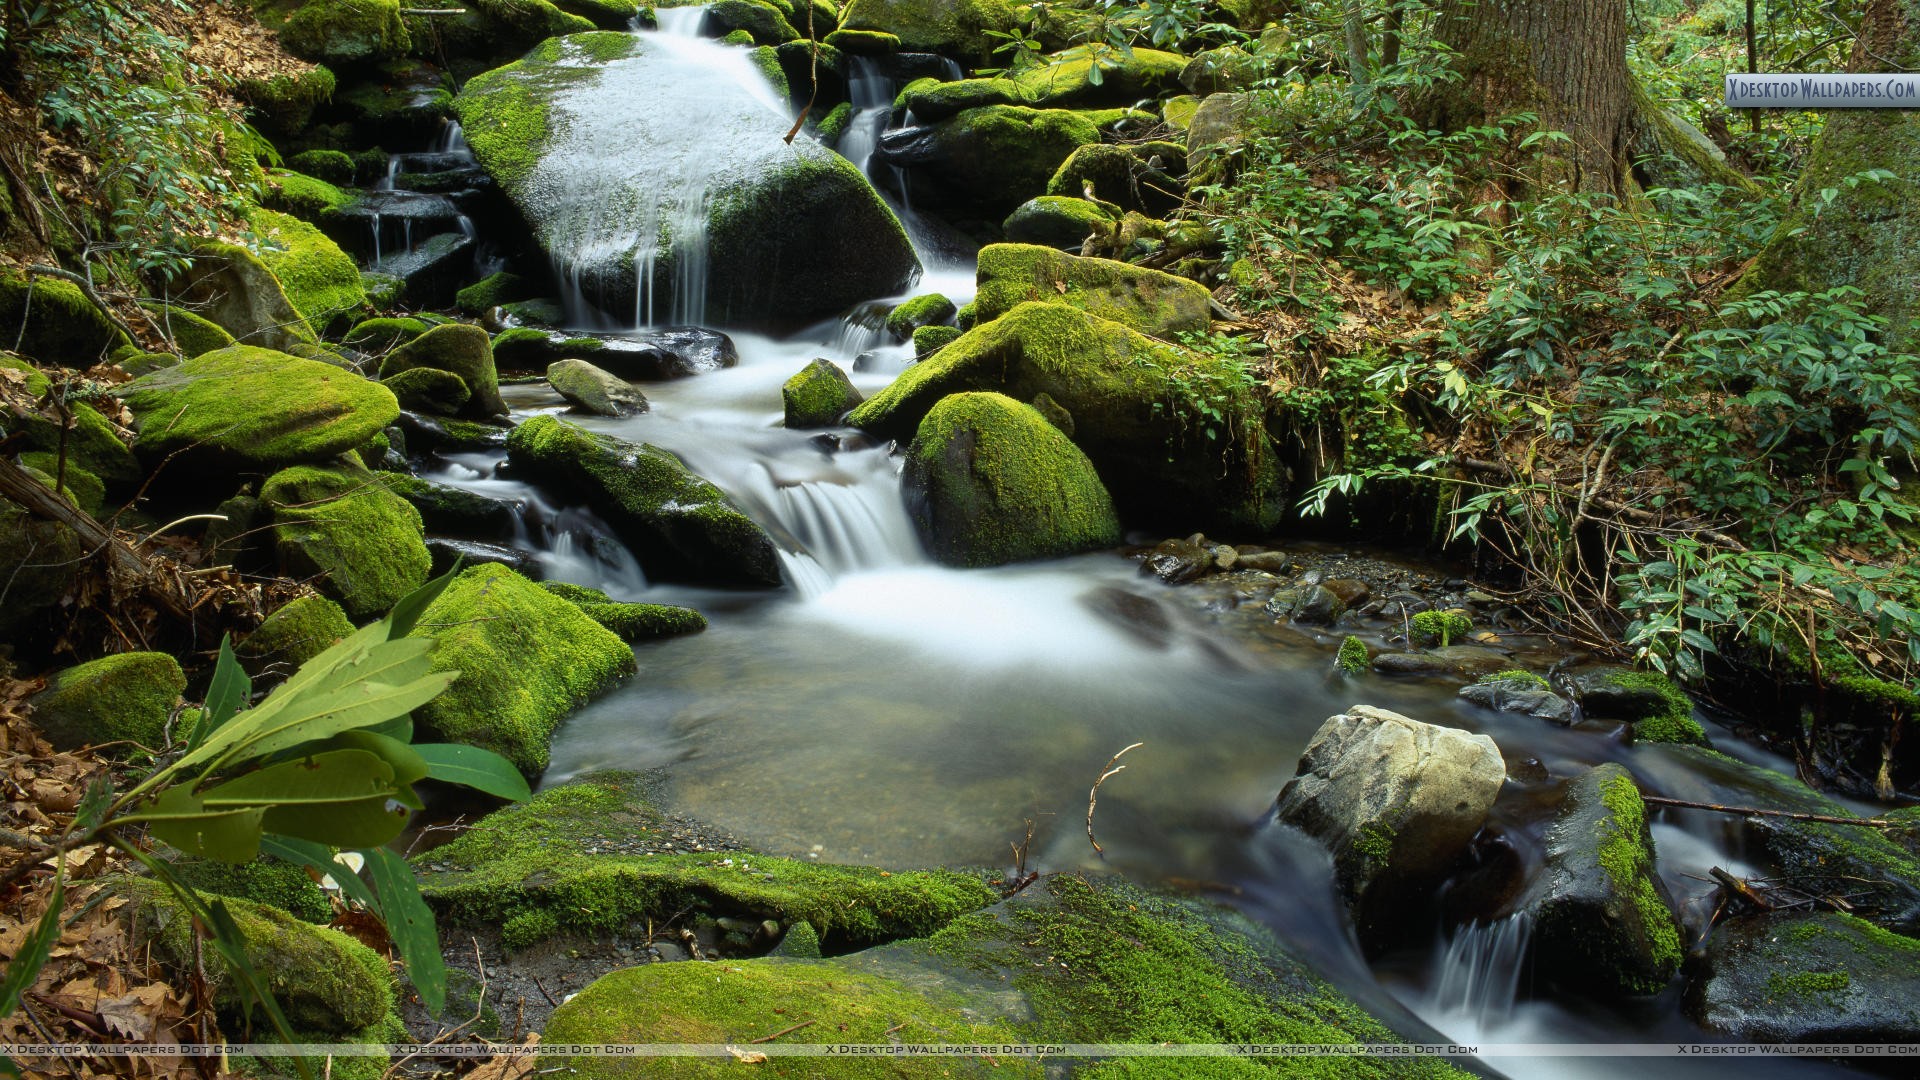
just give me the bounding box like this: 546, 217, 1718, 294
1440, 830, 1529, 926
321, 190, 465, 261
1321, 577, 1372, 608
426, 537, 536, 578
1235, 550, 1292, 574
493, 327, 738, 380
1140, 537, 1213, 584
1371, 645, 1512, 678
1688, 912, 1920, 1042
549, 359, 649, 417
1459, 679, 1574, 723
1080, 586, 1173, 650
1525, 763, 1684, 998
1275, 705, 1506, 946
367, 232, 474, 309
385, 474, 519, 539
394, 411, 509, 454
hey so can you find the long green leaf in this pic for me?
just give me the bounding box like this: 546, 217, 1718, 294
386, 563, 461, 640
261, 836, 376, 908
194, 637, 438, 766
332, 731, 429, 789
415, 744, 532, 802
0, 867, 62, 1018
365, 848, 446, 1016
201, 749, 398, 808
262, 795, 411, 849
191, 635, 250, 753
124, 787, 265, 863
194, 669, 455, 776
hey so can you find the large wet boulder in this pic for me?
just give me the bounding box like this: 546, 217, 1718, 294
381, 474, 519, 539
902, 392, 1121, 567
119, 346, 400, 472
1647, 745, 1920, 934
167, 241, 318, 353
1275, 705, 1506, 942
1002, 195, 1115, 249
849, 302, 1284, 532
505, 414, 781, 586
836, 0, 1016, 62
247, 209, 369, 337
263, 463, 431, 619
973, 243, 1212, 339
1524, 763, 1684, 997
410, 565, 636, 777
29, 652, 186, 754
1688, 912, 1920, 1042
454, 33, 918, 323
539, 871, 1471, 1077
874, 105, 1102, 218
547, 358, 647, 416
782, 358, 862, 427
377, 323, 508, 418
275, 0, 412, 66
414, 772, 995, 949
0, 273, 130, 366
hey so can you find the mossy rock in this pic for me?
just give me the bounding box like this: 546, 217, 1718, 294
277, 0, 412, 66
875, 105, 1101, 218
378, 323, 507, 418
1008, 44, 1188, 109
1524, 763, 1683, 998
384, 365, 472, 416
903, 392, 1120, 567
238, 593, 357, 673
289, 148, 357, 184
382, 473, 519, 537
912, 323, 960, 357
410, 564, 636, 777
1002, 195, 1114, 249
343, 315, 430, 351
0, 273, 131, 367
1161, 93, 1201, 131
238, 66, 339, 131
263, 462, 431, 619
120, 345, 400, 472
822, 27, 898, 53
415, 772, 997, 948
19, 455, 105, 516
262, 169, 355, 221
896, 76, 1026, 120
168, 855, 334, 923
0, 502, 80, 639
707, 0, 798, 44
974, 243, 1211, 339
170, 238, 318, 353
14, 400, 141, 491
547, 358, 648, 417
118, 877, 396, 1035
1180, 44, 1271, 95
29, 652, 186, 754
505, 415, 781, 586
248, 207, 370, 337
836, 0, 1015, 62
1688, 911, 1920, 1042
1568, 667, 1707, 745
783, 358, 863, 428
145, 304, 238, 358
850, 302, 1284, 533
454, 271, 537, 314
883, 293, 955, 339
1045, 140, 1187, 217
534, 583, 709, 641
466, 0, 597, 47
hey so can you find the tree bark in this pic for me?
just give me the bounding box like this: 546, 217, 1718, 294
1731, 0, 1920, 354
1425, 0, 1637, 195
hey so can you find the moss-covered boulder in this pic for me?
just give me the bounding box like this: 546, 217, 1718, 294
146, 304, 238, 358
170, 238, 318, 353
884, 292, 956, 339
29, 652, 186, 753
168, 855, 335, 924
1567, 667, 1707, 745
277, 0, 412, 66
237, 66, 339, 131
1648, 745, 1920, 934
850, 302, 1284, 532
410, 565, 636, 776
262, 169, 355, 221
0, 503, 81, 639
120, 346, 400, 472
1009, 43, 1187, 108
873, 105, 1101, 218
781, 358, 862, 428
383, 365, 471, 416
454, 270, 537, 314
706, 0, 798, 43
1002, 194, 1114, 249
343, 315, 430, 351
248, 208, 370, 337
835, 0, 1012, 61
377, 322, 508, 418
20, 455, 105, 516
896, 76, 1025, 120
13, 400, 141, 491
505, 415, 781, 586
913, 323, 961, 357
263, 463, 431, 619
0, 273, 130, 366
548, 358, 648, 416
415, 772, 996, 949
289, 148, 356, 184
1181, 44, 1271, 95
119, 877, 396, 1035
1524, 763, 1682, 998
1046, 140, 1187, 216
238, 593, 356, 674
902, 392, 1120, 567
453, 32, 918, 323
974, 243, 1210, 339
540, 580, 707, 641
541, 871, 1469, 1077
1687, 912, 1920, 1042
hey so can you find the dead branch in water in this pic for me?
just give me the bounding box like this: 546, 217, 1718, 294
1086, 742, 1143, 858
1642, 794, 1903, 829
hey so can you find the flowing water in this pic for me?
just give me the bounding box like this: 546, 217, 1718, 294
420, 14, 1882, 1075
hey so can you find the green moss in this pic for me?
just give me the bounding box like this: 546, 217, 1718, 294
578, 601, 707, 641
239, 594, 356, 673
288, 148, 356, 185
247, 208, 369, 336
1409, 609, 1471, 647
812, 100, 854, 147
20, 456, 104, 516
15, 399, 140, 489
343, 316, 429, 351
238, 66, 339, 130
145, 304, 238, 358
1336, 635, 1368, 675
1162, 94, 1201, 130
1002, 195, 1114, 249
411, 564, 636, 776
921, 105, 1102, 214
974, 243, 1210, 339
121, 345, 399, 470
0, 273, 131, 366
1480, 668, 1549, 690
1595, 772, 1684, 984
954, 301, 976, 330
263, 463, 430, 619
1607, 670, 1708, 746
169, 856, 334, 923
1766, 970, 1852, 999
912, 324, 961, 357
709, 1, 798, 44
378, 323, 506, 417
821, 28, 899, 53
1009, 44, 1187, 108
29, 652, 186, 753
836, 0, 1014, 59
454, 34, 639, 198
884, 293, 955, 339
416, 773, 997, 945
903, 392, 1121, 567
262, 170, 354, 221
454, 271, 536, 315
278, 0, 411, 66
384, 366, 471, 416
772, 919, 821, 958
782, 358, 863, 428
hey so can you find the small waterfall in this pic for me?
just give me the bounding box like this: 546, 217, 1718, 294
654, 4, 709, 36
1426, 914, 1532, 1031
511, 499, 650, 599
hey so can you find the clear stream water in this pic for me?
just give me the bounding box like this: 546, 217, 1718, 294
403, 14, 1880, 1078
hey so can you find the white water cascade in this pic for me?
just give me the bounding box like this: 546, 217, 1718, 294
1425, 914, 1532, 1033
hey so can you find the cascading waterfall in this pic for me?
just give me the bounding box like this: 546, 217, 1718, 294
1425, 913, 1532, 1032
428, 455, 648, 598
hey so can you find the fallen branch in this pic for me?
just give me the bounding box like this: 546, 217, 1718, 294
1642, 794, 1903, 829
749, 1019, 815, 1044
1086, 742, 1143, 858
0, 455, 194, 624
1708, 866, 1774, 912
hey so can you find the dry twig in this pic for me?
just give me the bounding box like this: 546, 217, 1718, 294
1086, 742, 1143, 858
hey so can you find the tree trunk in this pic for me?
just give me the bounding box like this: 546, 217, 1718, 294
1425, 0, 1637, 194
1732, 0, 1920, 354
